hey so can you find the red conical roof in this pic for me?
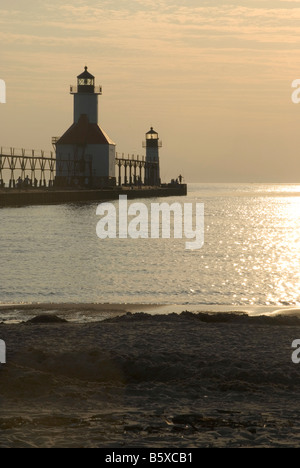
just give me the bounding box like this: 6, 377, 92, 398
56, 114, 115, 146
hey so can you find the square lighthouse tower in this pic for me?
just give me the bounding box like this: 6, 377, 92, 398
55, 67, 116, 188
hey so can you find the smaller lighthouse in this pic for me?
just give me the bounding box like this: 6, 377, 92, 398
143, 127, 161, 186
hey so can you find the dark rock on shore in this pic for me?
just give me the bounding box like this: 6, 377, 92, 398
26, 315, 68, 324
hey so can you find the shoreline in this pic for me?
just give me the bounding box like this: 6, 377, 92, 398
1, 302, 300, 324
0, 303, 300, 325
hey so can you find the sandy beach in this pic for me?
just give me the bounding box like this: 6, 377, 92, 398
1, 309, 300, 448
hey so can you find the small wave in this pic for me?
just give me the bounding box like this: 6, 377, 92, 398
265, 308, 300, 318
103, 311, 300, 326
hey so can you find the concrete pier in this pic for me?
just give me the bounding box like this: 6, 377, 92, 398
0, 184, 187, 207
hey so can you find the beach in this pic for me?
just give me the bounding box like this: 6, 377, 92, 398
1, 309, 300, 448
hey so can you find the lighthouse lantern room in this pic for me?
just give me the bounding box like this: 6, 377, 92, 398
55, 67, 116, 188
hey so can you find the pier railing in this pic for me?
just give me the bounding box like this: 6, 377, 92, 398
0, 147, 159, 189
115, 152, 159, 186
0, 147, 56, 188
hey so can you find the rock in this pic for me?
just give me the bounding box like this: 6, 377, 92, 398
26, 315, 68, 324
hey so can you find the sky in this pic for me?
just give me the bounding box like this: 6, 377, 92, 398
1, 0, 300, 182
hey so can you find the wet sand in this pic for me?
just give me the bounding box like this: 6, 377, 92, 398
1, 310, 300, 447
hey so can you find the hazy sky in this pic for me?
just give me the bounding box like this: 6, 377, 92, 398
1, 0, 300, 182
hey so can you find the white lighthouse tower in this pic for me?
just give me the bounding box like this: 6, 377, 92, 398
143, 127, 161, 186
55, 67, 116, 188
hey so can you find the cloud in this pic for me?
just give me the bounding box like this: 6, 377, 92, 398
2, 1, 300, 97
2, 0, 300, 66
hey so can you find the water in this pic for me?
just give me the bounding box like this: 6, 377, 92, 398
1, 183, 300, 310
2, 183, 300, 448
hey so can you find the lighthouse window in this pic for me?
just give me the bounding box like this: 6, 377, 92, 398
78, 78, 94, 86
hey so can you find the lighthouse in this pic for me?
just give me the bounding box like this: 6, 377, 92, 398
55, 67, 116, 188
143, 127, 161, 186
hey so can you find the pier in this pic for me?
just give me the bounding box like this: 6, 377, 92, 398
0, 147, 187, 207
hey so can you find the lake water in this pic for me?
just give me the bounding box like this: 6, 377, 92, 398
1, 183, 300, 312
2, 182, 300, 448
